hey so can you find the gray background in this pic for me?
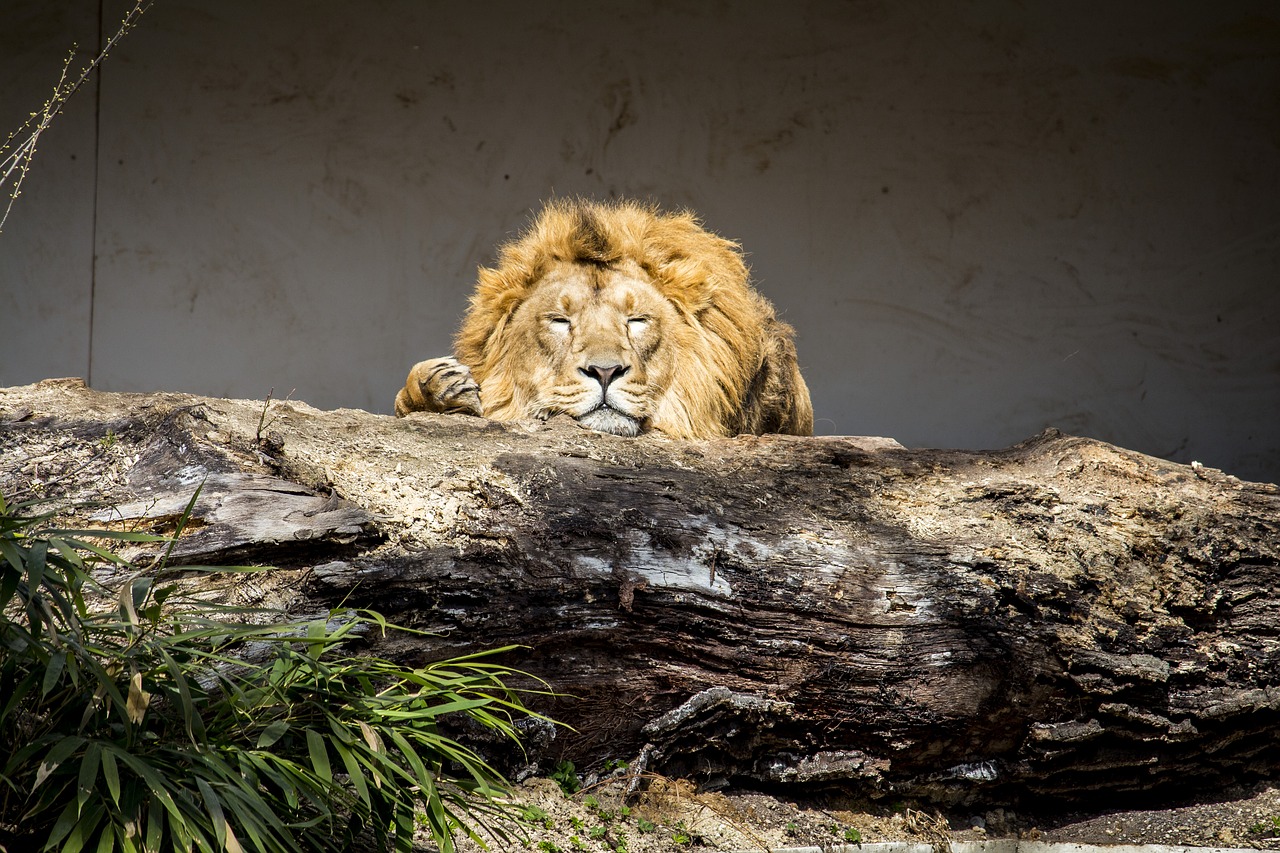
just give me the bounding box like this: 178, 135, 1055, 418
2, 1, 1278, 483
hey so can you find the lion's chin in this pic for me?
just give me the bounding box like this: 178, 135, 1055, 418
575, 407, 643, 437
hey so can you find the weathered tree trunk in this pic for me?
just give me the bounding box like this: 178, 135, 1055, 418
2, 378, 1278, 808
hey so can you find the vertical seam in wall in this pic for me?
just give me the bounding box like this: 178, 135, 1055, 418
87, 0, 105, 387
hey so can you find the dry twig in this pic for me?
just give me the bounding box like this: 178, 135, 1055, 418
0, 1, 152, 234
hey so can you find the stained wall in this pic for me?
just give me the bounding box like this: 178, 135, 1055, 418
3, 1, 1278, 482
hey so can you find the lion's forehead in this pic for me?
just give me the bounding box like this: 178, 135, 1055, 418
531, 265, 668, 318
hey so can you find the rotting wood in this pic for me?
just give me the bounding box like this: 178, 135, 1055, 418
2, 377, 1277, 808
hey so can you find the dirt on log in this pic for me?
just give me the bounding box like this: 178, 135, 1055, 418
2, 378, 1278, 810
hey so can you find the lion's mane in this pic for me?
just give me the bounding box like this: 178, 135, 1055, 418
456, 198, 812, 438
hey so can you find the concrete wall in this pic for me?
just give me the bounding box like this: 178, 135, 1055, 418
3, 1, 1278, 483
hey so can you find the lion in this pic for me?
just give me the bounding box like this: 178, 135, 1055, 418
394, 198, 813, 439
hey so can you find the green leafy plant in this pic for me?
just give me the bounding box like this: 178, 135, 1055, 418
521, 804, 554, 830
97, 429, 118, 452
520, 805, 549, 823
581, 793, 615, 822
0, 492, 547, 852
550, 760, 581, 795
825, 822, 863, 843
670, 821, 693, 846
1249, 816, 1280, 836
635, 817, 655, 834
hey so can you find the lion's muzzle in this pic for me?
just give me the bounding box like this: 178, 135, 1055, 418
572, 361, 644, 435
575, 404, 643, 437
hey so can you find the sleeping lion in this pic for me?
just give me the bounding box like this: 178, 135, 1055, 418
395, 198, 813, 439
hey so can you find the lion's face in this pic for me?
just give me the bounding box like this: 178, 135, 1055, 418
503, 261, 681, 436
450, 199, 812, 439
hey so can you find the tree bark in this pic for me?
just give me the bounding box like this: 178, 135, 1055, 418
2, 378, 1278, 808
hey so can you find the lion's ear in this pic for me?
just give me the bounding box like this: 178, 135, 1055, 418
458, 268, 528, 367
475, 265, 524, 299
652, 258, 714, 314
472, 267, 534, 318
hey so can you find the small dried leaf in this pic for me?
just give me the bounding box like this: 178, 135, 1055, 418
127, 670, 152, 725
358, 720, 382, 753
34, 760, 56, 789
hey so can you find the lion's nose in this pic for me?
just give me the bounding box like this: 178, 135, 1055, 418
580, 363, 628, 390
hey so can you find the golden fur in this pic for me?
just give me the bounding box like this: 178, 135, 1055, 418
396, 199, 812, 438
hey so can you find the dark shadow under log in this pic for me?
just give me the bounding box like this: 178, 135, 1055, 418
2, 378, 1277, 809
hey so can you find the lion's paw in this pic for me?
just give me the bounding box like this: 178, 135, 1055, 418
395, 357, 483, 417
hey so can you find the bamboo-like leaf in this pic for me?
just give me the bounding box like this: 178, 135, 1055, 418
116, 577, 143, 634
394, 803, 415, 853
304, 619, 327, 659
1, 669, 40, 730
425, 779, 454, 853
195, 777, 228, 852
385, 729, 430, 783
0, 560, 20, 610
168, 812, 193, 853
345, 739, 399, 795
144, 794, 164, 852
95, 823, 118, 853
77, 741, 102, 807
342, 741, 376, 811
377, 696, 491, 719
242, 754, 301, 812
63, 800, 107, 853
305, 729, 331, 785
159, 484, 203, 566
33, 735, 85, 790
256, 719, 290, 749
45, 798, 81, 850
100, 747, 121, 806
321, 714, 354, 746
48, 530, 168, 545
27, 536, 47, 591
59, 536, 130, 567
3, 489, 546, 853
111, 750, 184, 826
156, 645, 205, 743
42, 648, 68, 696
214, 790, 275, 853
0, 536, 26, 574
47, 537, 86, 572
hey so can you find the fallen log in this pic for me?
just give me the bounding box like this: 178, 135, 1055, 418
1, 378, 1277, 808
